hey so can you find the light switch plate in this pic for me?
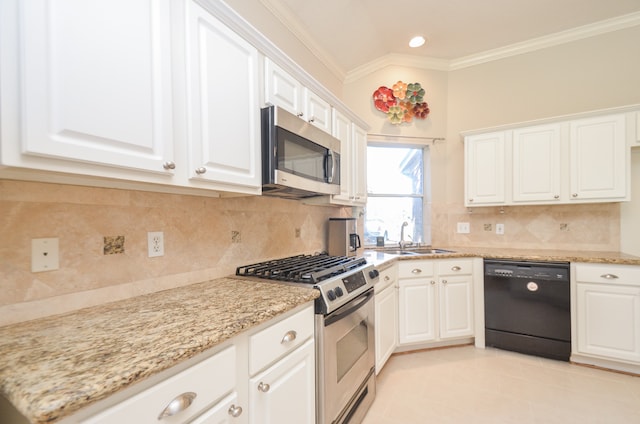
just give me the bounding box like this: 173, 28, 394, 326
496, 223, 505, 235
457, 222, 470, 234
32, 238, 59, 272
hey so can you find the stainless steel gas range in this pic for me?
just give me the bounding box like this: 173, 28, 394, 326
237, 253, 380, 424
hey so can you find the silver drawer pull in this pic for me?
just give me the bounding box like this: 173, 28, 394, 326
258, 382, 271, 392
430, 280, 436, 285
600, 274, 619, 280
384, 276, 390, 281
442, 280, 448, 284
228, 404, 243, 417
411, 269, 422, 274
158, 392, 197, 420
281, 330, 297, 344
451, 266, 461, 272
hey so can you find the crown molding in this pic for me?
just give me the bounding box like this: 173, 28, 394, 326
259, 0, 346, 82
343, 53, 450, 84
449, 11, 640, 70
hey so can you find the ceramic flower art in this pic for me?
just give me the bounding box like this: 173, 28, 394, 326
372, 81, 429, 124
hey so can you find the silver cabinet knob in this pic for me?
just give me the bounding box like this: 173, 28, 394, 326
451, 266, 461, 272
297, 112, 304, 117
430, 280, 436, 285
258, 382, 270, 392
163, 161, 176, 170
572, 193, 578, 197
158, 392, 197, 420
600, 274, 619, 280
195, 167, 207, 175
308, 116, 315, 123
384, 276, 390, 281
228, 404, 243, 418
554, 195, 560, 199
281, 330, 297, 344
411, 269, 422, 274
442, 279, 448, 284
469, 198, 474, 202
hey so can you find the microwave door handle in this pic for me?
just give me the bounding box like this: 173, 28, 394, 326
325, 150, 336, 183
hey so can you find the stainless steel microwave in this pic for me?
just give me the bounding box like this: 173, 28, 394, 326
261, 105, 341, 199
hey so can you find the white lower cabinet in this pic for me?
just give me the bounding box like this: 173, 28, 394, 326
374, 266, 398, 373
573, 263, 640, 369
78, 305, 315, 424
248, 339, 315, 424
398, 259, 474, 346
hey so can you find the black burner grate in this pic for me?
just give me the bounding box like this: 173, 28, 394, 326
236, 253, 367, 284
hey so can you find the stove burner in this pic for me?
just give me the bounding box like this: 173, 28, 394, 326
236, 253, 367, 284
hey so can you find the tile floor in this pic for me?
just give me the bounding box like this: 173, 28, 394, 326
362, 346, 640, 424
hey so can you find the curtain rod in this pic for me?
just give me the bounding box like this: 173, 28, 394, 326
367, 133, 445, 143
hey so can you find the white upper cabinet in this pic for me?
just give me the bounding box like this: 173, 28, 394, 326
464, 109, 633, 207
332, 110, 353, 202
569, 114, 627, 201
512, 124, 562, 203
264, 59, 332, 134
464, 131, 506, 206
1, 0, 175, 176
185, 0, 261, 192
329, 111, 367, 207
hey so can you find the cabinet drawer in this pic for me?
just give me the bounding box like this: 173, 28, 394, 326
249, 306, 314, 375
83, 346, 236, 424
437, 259, 474, 276
375, 265, 398, 293
398, 261, 435, 279
575, 263, 640, 286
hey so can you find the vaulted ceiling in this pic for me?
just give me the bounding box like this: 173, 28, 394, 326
260, 0, 640, 80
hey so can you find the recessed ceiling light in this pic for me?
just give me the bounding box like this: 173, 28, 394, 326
409, 36, 426, 48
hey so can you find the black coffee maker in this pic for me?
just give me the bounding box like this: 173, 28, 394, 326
327, 218, 361, 257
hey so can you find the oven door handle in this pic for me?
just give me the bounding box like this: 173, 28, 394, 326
324, 290, 373, 327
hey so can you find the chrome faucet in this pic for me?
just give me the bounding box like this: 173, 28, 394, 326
399, 221, 413, 250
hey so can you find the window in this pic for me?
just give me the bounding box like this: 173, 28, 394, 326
364, 144, 430, 246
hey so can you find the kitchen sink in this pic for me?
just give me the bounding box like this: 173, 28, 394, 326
379, 248, 454, 256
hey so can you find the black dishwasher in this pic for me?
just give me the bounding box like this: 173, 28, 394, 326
484, 259, 571, 361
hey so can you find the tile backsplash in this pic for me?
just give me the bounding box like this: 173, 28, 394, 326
1, 179, 622, 325
432, 202, 620, 250
0, 180, 349, 325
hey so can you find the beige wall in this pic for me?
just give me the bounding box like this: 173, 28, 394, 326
343, 25, 640, 249
0, 180, 348, 325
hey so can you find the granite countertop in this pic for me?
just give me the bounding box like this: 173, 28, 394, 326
363, 246, 640, 267
0, 277, 319, 424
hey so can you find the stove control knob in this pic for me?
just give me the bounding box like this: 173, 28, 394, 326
335, 287, 344, 297
327, 289, 336, 301
369, 269, 380, 279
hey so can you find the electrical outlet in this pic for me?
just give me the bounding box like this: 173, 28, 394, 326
148, 232, 164, 257
496, 223, 505, 235
32, 238, 59, 272
457, 222, 470, 234
295, 228, 301, 238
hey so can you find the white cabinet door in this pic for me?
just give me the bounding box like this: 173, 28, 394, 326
191, 393, 243, 424
576, 282, 640, 363
569, 114, 627, 201
332, 110, 353, 202
375, 282, 397, 373
186, 1, 261, 191
512, 124, 561, 203
464, 132, 506, 206
6, 0, 174, 175
249, 339, 315, 424
439, 276, 474, 339
304, 89, 332, 134
398, 279, 436, 344
264, 59, 303, 117
351, 124, 368, 205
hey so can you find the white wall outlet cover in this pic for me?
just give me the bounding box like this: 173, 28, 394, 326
32, 238, 59, 272
496, 223, 505, 235
457, 222, 470, 234
147, 232, 164, 257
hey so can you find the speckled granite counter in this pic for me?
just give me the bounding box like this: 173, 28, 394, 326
364, 247, 640, 267
0, 277, 319, 424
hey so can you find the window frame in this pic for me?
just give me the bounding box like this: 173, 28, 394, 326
365, 140, 431, 246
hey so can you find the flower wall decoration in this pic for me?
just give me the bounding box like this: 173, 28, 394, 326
372, 81, 430, 125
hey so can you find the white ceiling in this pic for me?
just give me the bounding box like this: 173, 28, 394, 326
260, 0, 640, 80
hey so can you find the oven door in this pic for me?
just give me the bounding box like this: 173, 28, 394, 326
316, 289, 375, 424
